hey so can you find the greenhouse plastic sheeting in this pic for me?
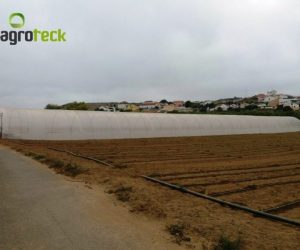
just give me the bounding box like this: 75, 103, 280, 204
0, 107, 300, 140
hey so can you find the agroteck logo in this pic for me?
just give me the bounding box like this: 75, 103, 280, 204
1, 13, 67, 45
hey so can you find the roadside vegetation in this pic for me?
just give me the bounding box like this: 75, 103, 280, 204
25, 151, 86, 176
167, 222, 191, 245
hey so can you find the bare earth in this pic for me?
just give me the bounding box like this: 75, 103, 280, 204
2, 132, 300, 249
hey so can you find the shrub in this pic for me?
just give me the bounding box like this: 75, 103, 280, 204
48, 159, 65, 168
214, 235, 241, 250
33, 154, 46, 160
63, 163, 84, 177
114, 185, 133, 202
167, 222, 191, 244
25, 152, 36, 157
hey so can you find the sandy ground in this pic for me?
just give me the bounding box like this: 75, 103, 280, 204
2, 132, 300, 249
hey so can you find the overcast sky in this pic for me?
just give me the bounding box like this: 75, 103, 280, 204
1, 0, 300, 108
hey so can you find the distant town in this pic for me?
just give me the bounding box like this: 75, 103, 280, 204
46, 90, 300, 118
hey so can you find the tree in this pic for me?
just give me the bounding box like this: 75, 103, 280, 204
208, 103, 215, 109
160, 99, 168, 104
185, 101, 192, 108
199, 105, 207, 112
276, 105, 284, 111
45, 104, 61, 110
283, 106, 293, 112
62, 102, 89, 110
245, 104, 258, 111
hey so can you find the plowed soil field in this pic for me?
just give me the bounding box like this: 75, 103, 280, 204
2, 132, 300, 249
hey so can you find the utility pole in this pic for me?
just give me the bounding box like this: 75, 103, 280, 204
0, 113, 3, 139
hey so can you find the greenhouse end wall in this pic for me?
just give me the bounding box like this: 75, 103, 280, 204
0, 108, 300, 140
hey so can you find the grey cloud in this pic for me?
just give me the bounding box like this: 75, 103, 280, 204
0, 0, 299, 108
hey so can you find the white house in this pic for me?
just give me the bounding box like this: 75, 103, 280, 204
279, 98, 292, 106
291, 103, 300, 111
117, 102, 128, 111
215, 104, 229, 111
97, 106, 116, 112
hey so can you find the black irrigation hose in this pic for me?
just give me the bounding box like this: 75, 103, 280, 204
142, 175, 300, 227
48, 147, 115, 168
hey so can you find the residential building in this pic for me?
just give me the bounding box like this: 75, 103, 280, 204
173, 101, 185, 107
279, 98, 292, 106
264, 95, 277, 103
117, 102, 128, 111
139, 101, 159, 110
127, 104, 140, 112
291, 103, 300, 111
215, 104, 229, 111
268, 98, 279, 108
256, 94, 266, 103
97, 106, 116, 112
160, 104, 175, 112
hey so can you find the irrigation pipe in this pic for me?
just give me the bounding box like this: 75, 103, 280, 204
142, 175, 300, 227
48, 147, 115, 168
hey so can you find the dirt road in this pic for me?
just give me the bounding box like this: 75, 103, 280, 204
0, 146, 181, 250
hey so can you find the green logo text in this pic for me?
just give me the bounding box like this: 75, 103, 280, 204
1, 13, 67, 45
